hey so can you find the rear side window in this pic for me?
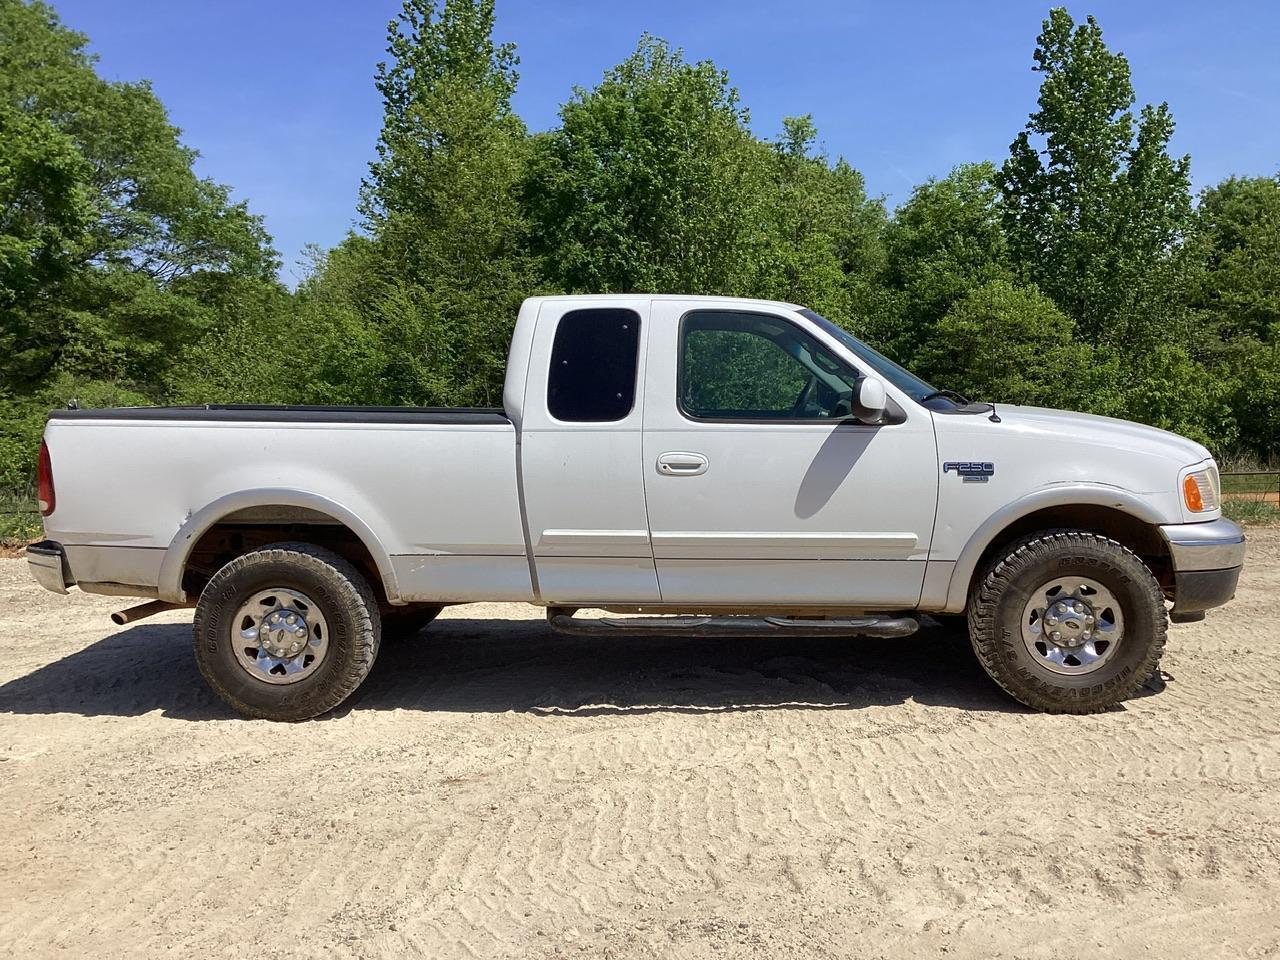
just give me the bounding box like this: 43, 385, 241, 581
547, 308, 641, 422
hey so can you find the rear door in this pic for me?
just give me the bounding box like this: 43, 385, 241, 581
640, 301, 938, 606
518, 299, 660, 603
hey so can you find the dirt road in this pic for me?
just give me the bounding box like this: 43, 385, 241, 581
2, 532, 1278, 959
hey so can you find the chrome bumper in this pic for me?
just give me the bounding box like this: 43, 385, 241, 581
1159, 518, 1246, 617
1160, 518, 1247, 571
26, 540, 73, 595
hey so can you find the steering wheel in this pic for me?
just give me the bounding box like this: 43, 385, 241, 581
790, 375, 817, 417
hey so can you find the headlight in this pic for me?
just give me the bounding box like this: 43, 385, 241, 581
1182, 465, 1220, 513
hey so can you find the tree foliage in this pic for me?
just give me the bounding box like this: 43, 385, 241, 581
0, 0, 279, 419
524, 39, 886, 340
1195, 175, 1280, 343
997, 9, 1193, 352
526, 36, 764, 296
917, 279, 1094, 409
0, 106, 89, 309
754, 115, 887, 323
877, 161, 1010, 358
357, 0, 534, 404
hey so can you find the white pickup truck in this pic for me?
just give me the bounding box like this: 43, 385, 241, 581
27, 295, 1245, 720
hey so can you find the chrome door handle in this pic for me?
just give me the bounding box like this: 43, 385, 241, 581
656, 452, 709, 476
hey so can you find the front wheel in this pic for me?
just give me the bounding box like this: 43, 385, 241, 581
967, 530, 1167, 713
193, 542, 381, 721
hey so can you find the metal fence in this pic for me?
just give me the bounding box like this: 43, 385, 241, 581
1221, 470, 1280, 505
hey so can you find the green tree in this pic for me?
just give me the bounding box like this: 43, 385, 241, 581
0, 0, 280, 487
526, 36, 767, 295
8, 0, 1280, 484
0, 1, 276, 287
353, 0, 535, 404
917, 279, 1100, 409
997, 8, 1194, 351
0, 104, 91, 377
1194, 174, 1280, 344
751, 115, 887, 327
879, 161, 1010, 359
0, 0, 279, 395
0, 106, 89, 305
1223, 341, 1280, 459
1115, 343, 1237, 450
1188, 174, 1280, 457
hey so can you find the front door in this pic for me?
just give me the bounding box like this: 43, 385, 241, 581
640, 302, 938, 607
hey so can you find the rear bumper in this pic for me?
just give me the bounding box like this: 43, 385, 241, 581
27, 540, 73, 595
1159, 518, 1246, 615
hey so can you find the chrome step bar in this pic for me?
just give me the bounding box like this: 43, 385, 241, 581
547, 609, 918, 639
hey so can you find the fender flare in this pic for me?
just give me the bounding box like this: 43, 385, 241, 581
939, 485, 1168, 612
156, 488, 401, 603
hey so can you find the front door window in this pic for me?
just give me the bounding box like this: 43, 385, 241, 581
679, 311, 859, 421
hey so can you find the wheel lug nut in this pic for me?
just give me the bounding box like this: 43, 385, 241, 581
1051, 630, 1062, 641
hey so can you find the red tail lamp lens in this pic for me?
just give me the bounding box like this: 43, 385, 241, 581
37, 440, 55, 516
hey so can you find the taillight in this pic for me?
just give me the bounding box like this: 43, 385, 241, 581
37, 440, 55, 516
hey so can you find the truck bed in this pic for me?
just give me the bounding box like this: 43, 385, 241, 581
40, 404, 531, 604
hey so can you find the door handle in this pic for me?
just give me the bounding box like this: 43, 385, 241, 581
657, 452, 709, 476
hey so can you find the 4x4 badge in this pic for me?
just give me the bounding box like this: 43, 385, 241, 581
943, 461, 995, 482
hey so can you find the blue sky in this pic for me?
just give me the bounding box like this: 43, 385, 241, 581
51, 0, 1280, 284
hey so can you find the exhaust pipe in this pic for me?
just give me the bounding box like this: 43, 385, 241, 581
111, 599, 183, 625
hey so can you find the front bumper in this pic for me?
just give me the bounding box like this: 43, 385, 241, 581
26, 540, 73, 595
1159, 518, 1246, 617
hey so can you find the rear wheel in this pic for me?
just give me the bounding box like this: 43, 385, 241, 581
193, 542, 380, 721
967, 530, 1166, 713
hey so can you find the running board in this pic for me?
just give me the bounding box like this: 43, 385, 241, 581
547, 611, 919, 639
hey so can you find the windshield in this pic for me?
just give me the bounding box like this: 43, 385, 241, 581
799, 309, 939, 402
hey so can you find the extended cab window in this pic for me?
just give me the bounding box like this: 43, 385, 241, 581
679, 311, 859, 421
547, 308, 641, 422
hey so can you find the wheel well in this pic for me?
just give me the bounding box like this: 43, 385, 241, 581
181, 505, 386, 602
969, 505, 1174, 601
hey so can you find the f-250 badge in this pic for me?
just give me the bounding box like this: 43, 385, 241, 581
943, 461, 995, 482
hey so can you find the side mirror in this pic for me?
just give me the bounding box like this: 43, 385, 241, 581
854, 376, 887, 423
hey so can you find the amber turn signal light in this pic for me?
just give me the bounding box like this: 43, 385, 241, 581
1182, 473, 1205, 512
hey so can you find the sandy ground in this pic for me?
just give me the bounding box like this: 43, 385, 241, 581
1, 534, 1278, 960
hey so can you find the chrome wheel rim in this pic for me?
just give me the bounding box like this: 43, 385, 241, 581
231, 588, 329, 685
1021, 576, 1123, 676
